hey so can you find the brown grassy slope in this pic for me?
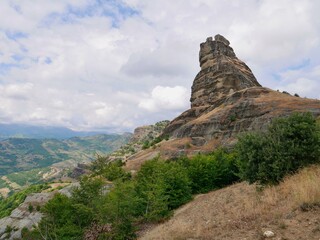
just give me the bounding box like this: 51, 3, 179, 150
139, 165, 320, 240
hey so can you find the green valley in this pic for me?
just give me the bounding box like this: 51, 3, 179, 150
0, 133, 131, 194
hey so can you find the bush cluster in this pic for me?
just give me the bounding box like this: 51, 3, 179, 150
236, 112, 320, 185
26, 149, 237, 239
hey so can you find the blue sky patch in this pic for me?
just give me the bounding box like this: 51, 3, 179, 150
40, 0, 139, 28
0, 63, 22, 75
44, 57, 52, 64
5, 31, 28, 41
11, 54, 24, 62
287, 59, 310, 71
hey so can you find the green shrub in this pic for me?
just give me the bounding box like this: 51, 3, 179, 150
91, 156, 131, 181
186, 149, 238, 194
71, 176, 105, 207
136, 158, 192, 220
36, 194, 94, 240
98, 181, 140, 239
142, 140, 150, 149
28, 204, 33, 213
100, 161, 131, 182
236, 112, 320, 185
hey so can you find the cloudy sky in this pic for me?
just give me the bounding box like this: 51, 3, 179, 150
0, 0, 319, 132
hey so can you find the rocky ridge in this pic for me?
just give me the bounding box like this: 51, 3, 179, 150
162, 35, 320, 146
126, 34, 320, 170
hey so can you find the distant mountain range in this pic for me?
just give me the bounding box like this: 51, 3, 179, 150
0, 124, 114, 140
0, 133, 132, 177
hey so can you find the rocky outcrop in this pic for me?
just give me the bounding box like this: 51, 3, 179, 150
162, 35, 320, 147
164, 87, 320, 146
0, 183, 79, 240
125, 34, 320, 169
130, 120, 170, 143
0, 192, 54, 240
191, 34, 260, 108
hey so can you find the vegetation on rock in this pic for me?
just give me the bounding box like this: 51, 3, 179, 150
0, 184, 49, 218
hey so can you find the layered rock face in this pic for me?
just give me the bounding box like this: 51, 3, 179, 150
191, 34, 260, 108
163, 34, 320, 146
125, 34, 320, 170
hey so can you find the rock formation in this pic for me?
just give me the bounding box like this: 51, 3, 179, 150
161, 34, 320, 148
125, 34, 320, 170
191, 34, 260, 108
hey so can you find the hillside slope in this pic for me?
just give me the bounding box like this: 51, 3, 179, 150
140, 165, 320, 240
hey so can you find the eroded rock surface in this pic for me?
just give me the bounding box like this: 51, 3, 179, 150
162, 35, 320, 147
191, 34, 260, 108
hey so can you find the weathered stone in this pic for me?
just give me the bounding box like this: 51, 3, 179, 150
162, 34, 320, 147
193, 34, 260, 108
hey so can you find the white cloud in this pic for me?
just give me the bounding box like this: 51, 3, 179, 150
139, 86, 189, 112
276, 64, 320, 98
0, 0, 319, 132
0, 83, 33, 100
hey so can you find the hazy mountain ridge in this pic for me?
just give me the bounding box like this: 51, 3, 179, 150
0, 124, 113, 140
0, 133, 132, 177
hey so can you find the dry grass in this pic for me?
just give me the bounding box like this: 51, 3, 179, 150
254, 165, 320, 211
239, 165, 320, 224
140, 164, 320, 240
285, 166, 320, 206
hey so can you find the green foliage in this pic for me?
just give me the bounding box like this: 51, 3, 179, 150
27, 176, 104, 240
102, 163, 131, 182
36, 193, 94, 240
136, 158, 192, 220
98, 181, 140, 239
236, 112, 320, 185
91, 156, 131, 181
142, 140, 150, 149
21, 227, 44, 240
186, 149, 239, 194
28, 204, 33, 213
0, 184, 49, 218
229, 114, 236, 122
141, 135, 169, 150
30, 149, 239, 239
71, 175, 105, 207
